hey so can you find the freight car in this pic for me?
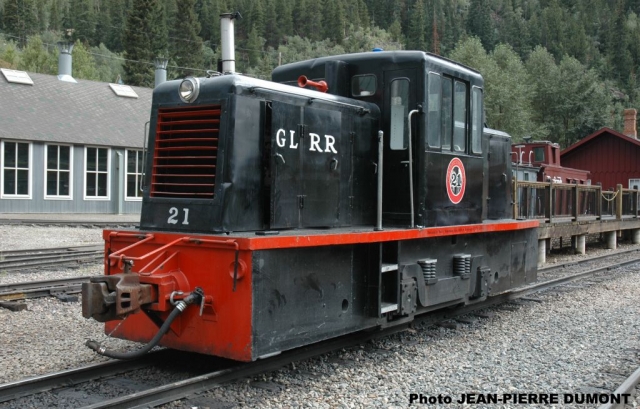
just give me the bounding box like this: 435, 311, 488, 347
81, 14, 538, 361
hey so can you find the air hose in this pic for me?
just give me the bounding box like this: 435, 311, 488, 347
85, 287, 204, 360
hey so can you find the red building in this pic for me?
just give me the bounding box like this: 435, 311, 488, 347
561, 109, 640, 190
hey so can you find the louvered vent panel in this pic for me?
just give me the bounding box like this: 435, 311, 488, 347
150, 105, 220, 199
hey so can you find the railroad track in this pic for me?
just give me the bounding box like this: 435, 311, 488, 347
2, 252, 640, 408
599, 367, 640, 409
0, 276, 87, 302
0, 244, 103, 272
0, 219, 138, 228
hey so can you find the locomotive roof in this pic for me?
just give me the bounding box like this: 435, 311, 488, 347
484, 128, 512, 139
0, 72, 152, 148
154, 73, 380, 113
272, 50, 483, 83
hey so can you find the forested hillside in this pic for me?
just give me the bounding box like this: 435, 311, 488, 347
0, 0, 639, 147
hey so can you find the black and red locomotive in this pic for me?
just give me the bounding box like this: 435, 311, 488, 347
82, 33, 538, 361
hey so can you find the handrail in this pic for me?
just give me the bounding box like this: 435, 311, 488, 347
106, 233, 242, 291
512, 180, 640, 222
107, 233, 238, 269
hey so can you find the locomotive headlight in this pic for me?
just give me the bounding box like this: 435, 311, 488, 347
179, 77, 200, 103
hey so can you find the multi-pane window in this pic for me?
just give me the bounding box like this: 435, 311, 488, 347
85, 147, 109, 198
126, 149, 143, 199
2, 141, 30, 197
45, 144, 72, 198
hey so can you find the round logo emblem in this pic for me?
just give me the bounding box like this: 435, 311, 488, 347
446, 157, 466, 204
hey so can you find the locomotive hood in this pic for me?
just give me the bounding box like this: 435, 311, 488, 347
141, 73, 380, 234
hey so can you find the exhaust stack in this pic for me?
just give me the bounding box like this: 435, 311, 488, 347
220, 12, 241, 74
154, 57, 168, 87
57, 41, 76, 83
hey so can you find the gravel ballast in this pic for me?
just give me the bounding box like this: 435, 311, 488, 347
1, 226, 639, 408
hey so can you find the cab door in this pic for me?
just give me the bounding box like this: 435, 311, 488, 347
382, 69, 418, 225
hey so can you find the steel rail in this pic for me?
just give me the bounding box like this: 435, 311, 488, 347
598, 367, 640, 409
77, 255, 640, 409
0, 352, 170, 403
538, 247, 640, 273
0, 244, 102, 257
0, 276, 89, 301
0, 219, 138, 227
0, 246, 103, 272
2, 251, 638, 407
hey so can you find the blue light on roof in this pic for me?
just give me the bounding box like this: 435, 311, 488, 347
372, 48, 383, 52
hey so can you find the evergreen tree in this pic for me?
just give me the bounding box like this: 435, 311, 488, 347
263, 0, 278, 47
466, 0, 494, 51
123, 0, 159, 86
36, 0, 46, 31
150, 0, 169, 57
275, 0, 293, 43
246, 0, 265, 35
302, 0, 325, 42
49, 0, 63, 32
539, 0, 567, 60
164, 0, 177, 36
407, 0, 427, 51
245, 24, 264, 67
68, 0, 97, 45
94, 1, 112, 46
291, 0, 308, 37
2, 0, 39, 45
388, 18, 404, 45
608, 0, 633, 85
323, 0, 346, 44
198, 0, 223, 47
496, 0, 530, 58
105, 0, 126, 52
170, 0, 204, 77
441, 0, 465, 54
344, 0, 370, 31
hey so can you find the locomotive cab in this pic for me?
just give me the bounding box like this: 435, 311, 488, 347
272, 51, 486, 227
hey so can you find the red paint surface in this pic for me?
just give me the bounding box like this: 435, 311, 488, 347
100, 219, 537, 359
103, 231, 254, 361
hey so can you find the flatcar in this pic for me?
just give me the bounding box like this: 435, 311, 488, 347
81, 14, 538, 361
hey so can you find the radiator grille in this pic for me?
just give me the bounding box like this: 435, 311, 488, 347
150, 105, 221, 199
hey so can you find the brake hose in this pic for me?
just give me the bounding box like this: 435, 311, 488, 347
85, 287, 204, 360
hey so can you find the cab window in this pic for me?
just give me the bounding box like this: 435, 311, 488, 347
427, 72, 441, 148
471, 87, 483, 154
352, 74, 377, 97
441, 77, 453, 150
390, 78, 409, 150
453, 80, 467, 153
